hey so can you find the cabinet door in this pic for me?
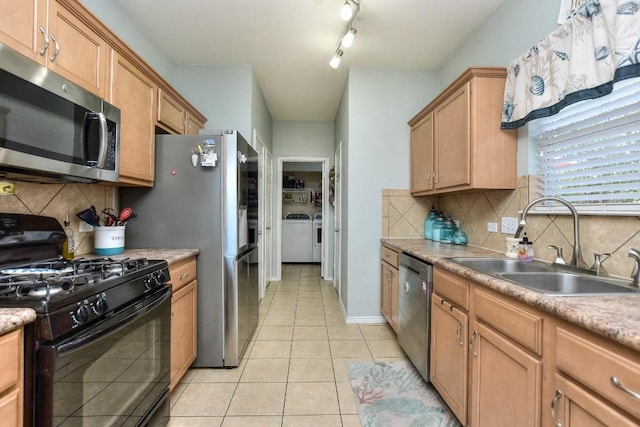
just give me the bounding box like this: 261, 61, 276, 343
430, 294, 468, 425
170, 280, 197, 390
380, 261, 391, 323
0, 0, 46, 63
109, 51, 157, 186
551, 374, 638, 427
47, 1, 108, 97
157, 88, 185, 134
469, 322, 542, 427
434, 82, 471, 190
186, 112, 205, 135
388, 264, 398, 332
410, 112, 434, 194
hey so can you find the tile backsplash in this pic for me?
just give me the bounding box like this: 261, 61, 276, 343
382, 176, 640, 279
1, 181, 117, 256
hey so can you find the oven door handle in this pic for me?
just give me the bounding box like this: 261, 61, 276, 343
56, 287, 171, 355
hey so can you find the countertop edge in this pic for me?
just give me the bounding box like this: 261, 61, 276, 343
0, 308, 37, 336
382, 238, 640, 352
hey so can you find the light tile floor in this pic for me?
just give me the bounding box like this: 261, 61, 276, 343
168, 263, 409, 426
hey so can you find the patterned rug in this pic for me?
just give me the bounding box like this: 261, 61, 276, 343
347, 361, 461, 427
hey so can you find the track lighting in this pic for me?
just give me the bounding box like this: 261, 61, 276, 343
329, 49, 343, 69
329, 1, 360, 69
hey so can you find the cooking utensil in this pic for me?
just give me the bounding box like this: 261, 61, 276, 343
76, 206, 100, 226
101, 208, 118, 226
118, 207, 133, 225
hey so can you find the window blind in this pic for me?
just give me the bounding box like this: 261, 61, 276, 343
531, 77, 640, 212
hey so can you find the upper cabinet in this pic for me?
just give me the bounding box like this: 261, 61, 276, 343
109, 51, 157, 186
157, 87, 206, 135
0, 0, 109, 97
408, 67, 517, 196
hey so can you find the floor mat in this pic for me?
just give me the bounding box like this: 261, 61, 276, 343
347, 361, 461, 427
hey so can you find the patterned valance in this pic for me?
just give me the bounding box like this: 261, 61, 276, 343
501, 0, 640, 129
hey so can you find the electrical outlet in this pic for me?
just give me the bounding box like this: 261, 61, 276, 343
501, 217, 519, 234
79, 222, 93, 233
487, 222, 498, 233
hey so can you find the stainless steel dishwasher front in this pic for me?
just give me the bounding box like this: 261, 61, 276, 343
397, 253, 433, 382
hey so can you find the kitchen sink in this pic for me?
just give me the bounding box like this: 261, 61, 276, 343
449, 257, 639, 296
497, 272, 639, 296
449, 257, 553, 274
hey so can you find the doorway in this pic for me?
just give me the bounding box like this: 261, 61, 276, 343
275, 157, 331, 280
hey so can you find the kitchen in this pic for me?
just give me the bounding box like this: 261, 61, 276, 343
1, 0, 640, 426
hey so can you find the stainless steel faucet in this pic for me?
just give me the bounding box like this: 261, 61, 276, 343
629, 248, 640, 287
514, 197, 587, 269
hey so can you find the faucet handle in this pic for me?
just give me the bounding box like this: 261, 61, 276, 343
548, 245, 565, 265
629, 248, 640, 287
591, 253, 611, 276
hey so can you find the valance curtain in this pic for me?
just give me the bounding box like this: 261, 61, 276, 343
501, 0, 640, 129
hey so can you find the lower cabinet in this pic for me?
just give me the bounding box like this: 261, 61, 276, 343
469, 321, 542, 427
380, 245, 399, 332
169, 257, 198, 390
0, 328, 23, 427
430, 293, 468, 424
429, 266, 640, 426
551, 322, 640, 425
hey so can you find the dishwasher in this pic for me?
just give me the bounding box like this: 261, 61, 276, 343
398, 253, 433, 382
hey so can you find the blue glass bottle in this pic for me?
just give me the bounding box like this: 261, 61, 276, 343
424, 208, 438, 240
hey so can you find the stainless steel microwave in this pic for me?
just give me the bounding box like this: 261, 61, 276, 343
0, 42, 120, 183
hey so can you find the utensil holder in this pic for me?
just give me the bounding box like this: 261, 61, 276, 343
94, 226, 125, 255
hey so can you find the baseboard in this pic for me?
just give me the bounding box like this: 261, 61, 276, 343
344, 315, 388, 324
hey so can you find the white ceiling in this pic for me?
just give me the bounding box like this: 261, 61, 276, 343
115, 0, 506, 122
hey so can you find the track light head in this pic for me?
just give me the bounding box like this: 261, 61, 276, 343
329, 49, 343, 69
341, 27, 357, 48
339, 1, 353, 21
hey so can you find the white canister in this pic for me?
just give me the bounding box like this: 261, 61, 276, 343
505, 237, 520, 258
94, 226, 125, 255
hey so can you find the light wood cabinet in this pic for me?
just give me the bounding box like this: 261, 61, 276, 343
0, 328, 24, 427
408, 67, 517, 195
380, 245, 399, 333
551, 374, 638, 427
169, 257, 198, 390
551, 323, 640, 424
431, 293, 468, 425
109, 51, 157, 186
469, 320, 542, 427
157, 88, 206, 135
410, 112, 434, 193
0, 0, 109, 97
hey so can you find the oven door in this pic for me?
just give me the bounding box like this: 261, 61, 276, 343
36, 286, 171, 427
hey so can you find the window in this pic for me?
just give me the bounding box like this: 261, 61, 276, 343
530, 77, 640, 215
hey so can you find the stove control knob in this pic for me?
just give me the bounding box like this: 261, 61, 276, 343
155, 271, 167, 284
94, 297, 109, 315
75, 305, 90, 324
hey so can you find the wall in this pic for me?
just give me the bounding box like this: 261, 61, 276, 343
0, 182, 116, 256
273, 121, 335, 279
340, 68, 441, 319
384, 175, 640, 279
80, 0, 174, 83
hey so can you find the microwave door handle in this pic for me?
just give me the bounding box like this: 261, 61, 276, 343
95, 112, 108, 168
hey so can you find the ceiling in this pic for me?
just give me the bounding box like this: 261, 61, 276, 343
114, 0, 506, 122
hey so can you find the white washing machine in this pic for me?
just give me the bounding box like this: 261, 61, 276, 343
282, 213, 313, 263
312, 212, 322, 263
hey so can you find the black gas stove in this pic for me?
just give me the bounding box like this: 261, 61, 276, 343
0, 213, 171, 427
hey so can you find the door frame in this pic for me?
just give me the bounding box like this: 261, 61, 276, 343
251, 129, 272, 299
333, 142, 342, 296
275, 156, 331, 280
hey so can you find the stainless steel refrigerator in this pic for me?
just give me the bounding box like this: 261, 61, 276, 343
121, 129, 259, 367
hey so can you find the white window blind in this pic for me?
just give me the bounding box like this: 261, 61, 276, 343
530, 77, 640, 214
